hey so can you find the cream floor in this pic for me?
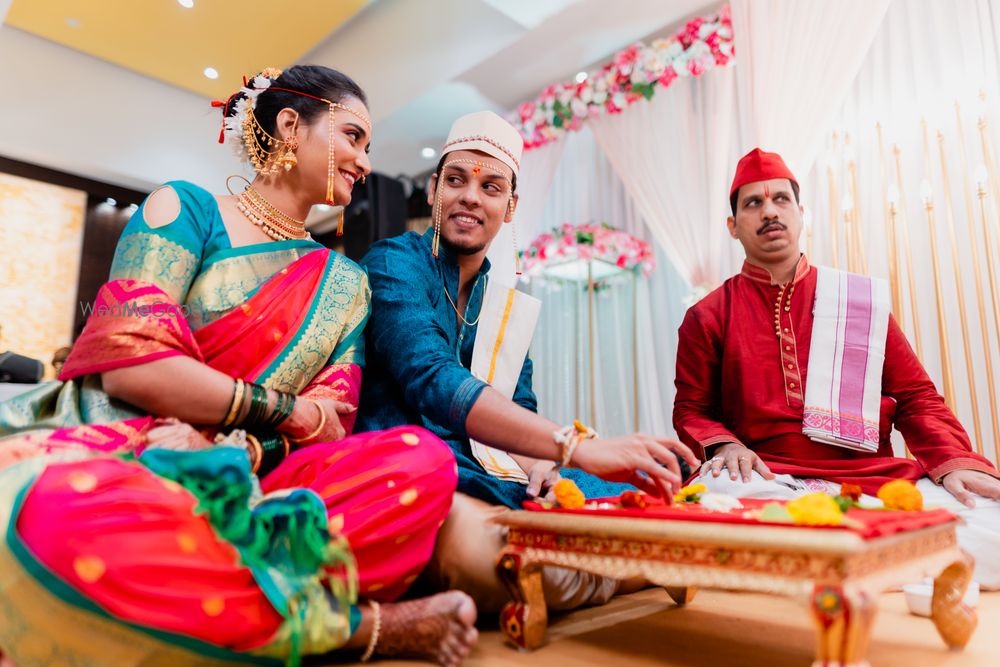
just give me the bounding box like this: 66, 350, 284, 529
355, 588, 999, 667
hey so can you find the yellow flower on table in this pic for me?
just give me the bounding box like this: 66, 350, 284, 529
674, 483, 707, 503
553, 479, 586, 509
786, 493, 844, 526
877, 479, 923, 511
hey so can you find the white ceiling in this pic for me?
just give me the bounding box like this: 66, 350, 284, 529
1, 0, 717, 192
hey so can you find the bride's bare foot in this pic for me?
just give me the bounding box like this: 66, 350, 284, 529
377, 590, 478, 666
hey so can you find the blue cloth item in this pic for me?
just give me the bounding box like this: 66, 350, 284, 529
357, 229, 633, 508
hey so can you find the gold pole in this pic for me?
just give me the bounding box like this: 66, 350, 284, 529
977, 183, 1000, 464
587, 261, 596, 428
976, 111, 1000, 334
937, 130, 984, 452
893, 144, 924, 360
848, 159, 869, 275
888, 198, 915, 460
632, 271, 639, 432
980, 91, 1000, 258
575, 278, 581, 419
956, 104, 999, 454
843, 202, 855, 273
827, 165, 841, 269
877, 123, 904, 322
921, 182, 957, 412
827, 133, 841, 269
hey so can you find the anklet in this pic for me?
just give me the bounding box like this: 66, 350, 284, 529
360, 600, 381, 662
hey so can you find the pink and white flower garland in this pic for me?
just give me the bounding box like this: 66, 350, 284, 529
511, 5, 734, 150
520, 223, 656, 278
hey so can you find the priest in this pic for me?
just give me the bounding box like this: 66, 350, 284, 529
673, 148, 1000, 587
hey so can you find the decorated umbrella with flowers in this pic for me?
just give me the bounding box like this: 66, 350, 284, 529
519, 223, 655, 429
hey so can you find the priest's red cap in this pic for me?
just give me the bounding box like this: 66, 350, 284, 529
730, 148, 798, 197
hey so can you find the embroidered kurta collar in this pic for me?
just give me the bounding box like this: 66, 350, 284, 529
740, 254, 810, 286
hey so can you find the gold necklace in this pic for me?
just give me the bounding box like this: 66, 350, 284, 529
236, 186, 309, 240
443, 275, 488, 327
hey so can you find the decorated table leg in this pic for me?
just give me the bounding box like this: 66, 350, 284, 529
931, 558, 977, 649
665, 586, 698, 606
808, 585, 876, 667
497, 551, 547, 649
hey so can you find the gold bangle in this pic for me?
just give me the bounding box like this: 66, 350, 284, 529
280, 433, 291, 457
291, 399, 326, 444
360, 600, 381, 663
245, 433, 263, 474
223, 378, 244, 427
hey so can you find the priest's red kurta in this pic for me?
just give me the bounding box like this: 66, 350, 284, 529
673, 256, 998, 495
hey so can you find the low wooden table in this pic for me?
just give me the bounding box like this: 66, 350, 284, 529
494, 509, 976, 666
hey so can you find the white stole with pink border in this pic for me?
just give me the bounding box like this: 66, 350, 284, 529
802, 267, 890, 452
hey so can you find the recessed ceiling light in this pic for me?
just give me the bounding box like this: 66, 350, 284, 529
421, 147, 436, 159
203, 67, 219, 80
575, 71, 588, 83
104, 198, 117, 207
65, 17, 81, 28
178, 0, 195, 8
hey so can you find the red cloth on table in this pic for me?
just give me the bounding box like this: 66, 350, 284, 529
523, 497, 956, 540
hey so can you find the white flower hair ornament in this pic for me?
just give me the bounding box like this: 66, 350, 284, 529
211, 68, 284, 162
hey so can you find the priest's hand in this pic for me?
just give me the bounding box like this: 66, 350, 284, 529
941, 469, 1000, 508
573, 435, 699, 500
524, 460, 561, 501
702, 442, 775, 483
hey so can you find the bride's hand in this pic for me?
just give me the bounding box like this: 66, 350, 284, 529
280, 398, 354, 444
146, 418, 212, 451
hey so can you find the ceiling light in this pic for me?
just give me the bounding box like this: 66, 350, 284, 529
178, 0, 195, 8
104, 198, 117, 207
203, 67, 219, 80
575, 71, 588, 83
421, 147, 436, 159
65, 17, 81, 28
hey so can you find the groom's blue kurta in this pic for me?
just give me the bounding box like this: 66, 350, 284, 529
356, 229, 631, 508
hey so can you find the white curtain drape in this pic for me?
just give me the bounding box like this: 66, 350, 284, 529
504, 127, 689, 437
588, 67, 743, 290
730, 0, 891, 178
803, 0, 1000, 464
487, 140, 567, 283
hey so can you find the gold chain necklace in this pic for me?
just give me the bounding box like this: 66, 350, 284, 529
443, 275, 488, 327
236, 186, 309, 240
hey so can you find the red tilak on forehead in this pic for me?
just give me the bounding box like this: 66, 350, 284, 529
763, 184, 771, 198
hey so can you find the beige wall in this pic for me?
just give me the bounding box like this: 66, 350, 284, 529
0, 172, 85, 372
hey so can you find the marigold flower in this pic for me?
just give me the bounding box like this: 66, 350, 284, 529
553, 479, 586, 509
877, 479, 923, 511
786, 493, 844, 526
620, 490, 647, 508
839, 483, 863, 502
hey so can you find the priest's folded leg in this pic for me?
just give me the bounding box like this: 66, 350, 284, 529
695, 471, 1000, 589
421, 493, 644, 613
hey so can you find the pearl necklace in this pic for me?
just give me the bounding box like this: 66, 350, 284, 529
236, 186, 309, 241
